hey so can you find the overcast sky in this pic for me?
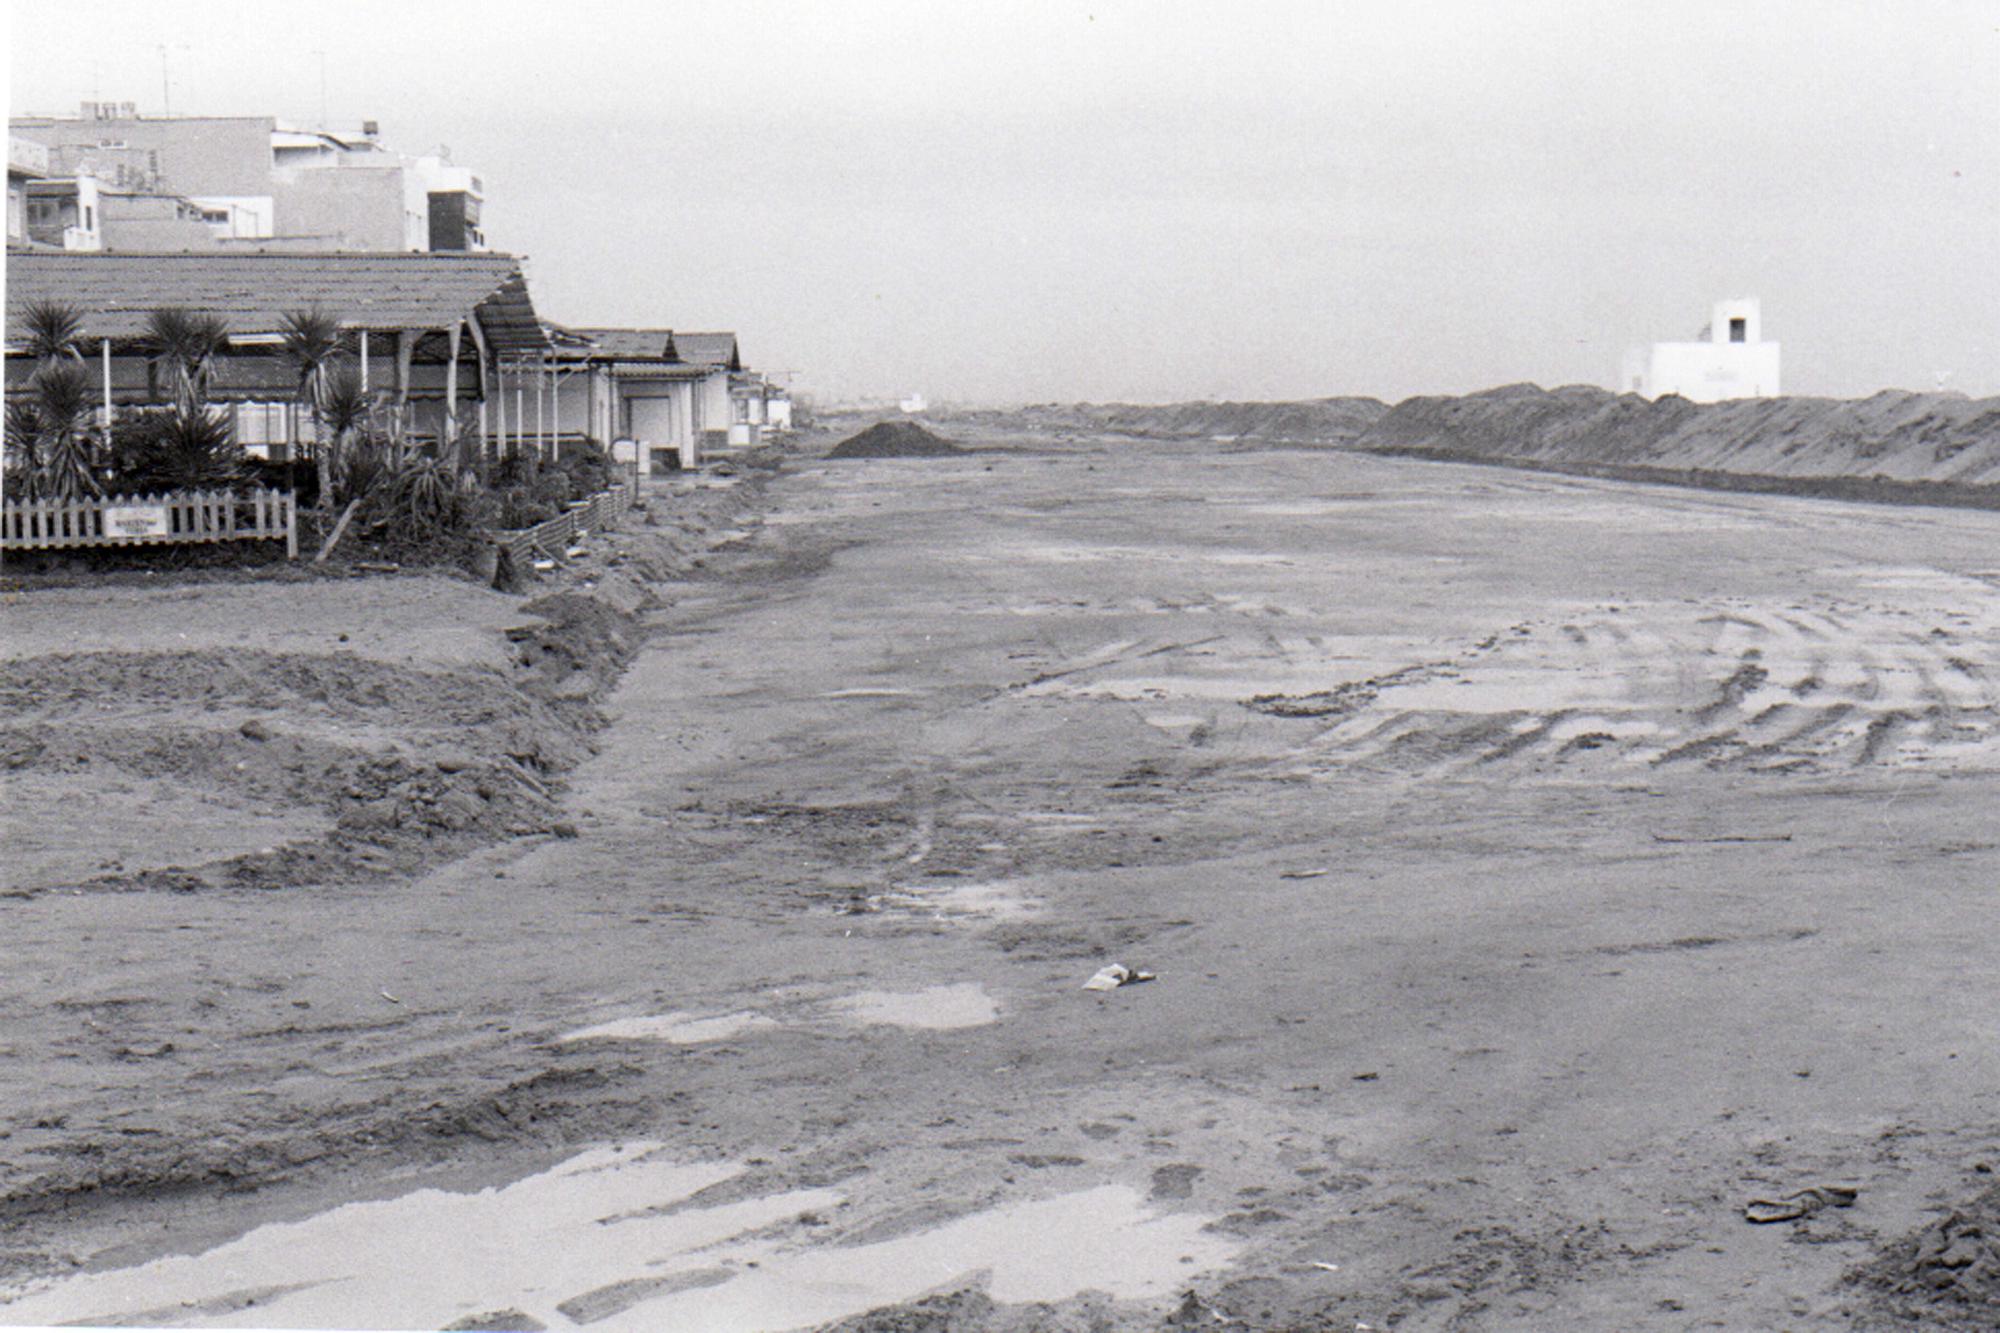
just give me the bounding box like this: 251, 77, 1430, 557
9, 2, 1998, 403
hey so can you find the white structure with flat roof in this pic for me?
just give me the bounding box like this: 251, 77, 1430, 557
1622, 298, 1781, 403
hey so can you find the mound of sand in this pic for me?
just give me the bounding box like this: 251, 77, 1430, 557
828, 421, 964, 459
1850, 1188, 2000, 1329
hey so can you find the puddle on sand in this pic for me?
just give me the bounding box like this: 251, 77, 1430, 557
560, 1010, 778, 1044
632, 1184, 1235, 1330
871, 879, 1044, 922
0, 1145, 1238, 1331
834, 982, 1000, 1029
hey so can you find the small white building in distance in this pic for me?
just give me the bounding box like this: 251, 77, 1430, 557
1621, 298, 1781, 403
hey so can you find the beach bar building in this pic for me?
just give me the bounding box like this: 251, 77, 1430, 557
1621, 298, 1781, 404
3, 250, 558, 458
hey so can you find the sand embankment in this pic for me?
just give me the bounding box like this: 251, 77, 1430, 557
976, 386, 2000, 504
994, 397, 1390, 446
1354, 383, 2000, 499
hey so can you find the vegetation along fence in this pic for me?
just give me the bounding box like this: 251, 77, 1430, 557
1, 488, 299, 558
486, 476, 638, 572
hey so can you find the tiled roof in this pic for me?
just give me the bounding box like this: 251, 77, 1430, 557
673, 332, 741, 370
3, 250, 549, 353
567, 327, 676, 360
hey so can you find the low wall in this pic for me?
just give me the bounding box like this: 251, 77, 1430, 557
485, 476, 637, 574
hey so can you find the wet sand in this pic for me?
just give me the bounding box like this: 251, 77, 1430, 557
5, 436, 2000, 1329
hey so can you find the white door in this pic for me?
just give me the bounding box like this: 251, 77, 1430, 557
629, 395, 677, 442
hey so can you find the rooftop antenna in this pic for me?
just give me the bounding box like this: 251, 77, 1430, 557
155, 42, 189, 115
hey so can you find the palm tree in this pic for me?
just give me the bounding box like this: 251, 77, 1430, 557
278, 308, 349, 506
22, 300, 88, 368
24, 363, 100, 501
5, 398, 47, 493
317, 363, 375, 502
144, 307, 231, 411
319, 363, 372, 445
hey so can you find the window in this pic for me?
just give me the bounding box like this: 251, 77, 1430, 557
1728, 317, 1746, 343
234, 402, 293, 448
83, 204, 94, 231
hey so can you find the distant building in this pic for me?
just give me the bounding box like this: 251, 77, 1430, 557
24, 175, 225, 252
674, 332, 749, 450
10, 103, 484, 252
763, 383, 793, 432
549, 329, 754, 473
552, 327, 706, 473
7, 135, 49, 244
1622, 298, 1781, 403
23, 172, 100, 249
900, 392, 927, 414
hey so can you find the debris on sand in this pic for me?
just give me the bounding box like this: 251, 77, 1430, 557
1082, 964, 1155, 992
827, 420, 964, 459
1243, 686, 1375, 719
1744, 1183, 1857, 1223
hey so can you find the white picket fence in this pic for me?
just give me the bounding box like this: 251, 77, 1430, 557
0, 488, 298, 558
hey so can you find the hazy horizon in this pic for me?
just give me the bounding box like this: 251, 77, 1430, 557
9, 2, 1997, 405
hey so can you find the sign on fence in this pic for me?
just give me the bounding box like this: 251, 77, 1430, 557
103, 504, 171, 538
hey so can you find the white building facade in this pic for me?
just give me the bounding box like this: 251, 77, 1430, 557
1622, 298, 1781, 404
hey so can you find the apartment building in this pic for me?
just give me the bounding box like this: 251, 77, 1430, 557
10, 102, 485, 252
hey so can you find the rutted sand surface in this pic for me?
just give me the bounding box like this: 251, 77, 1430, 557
5, 437, 2000, 1330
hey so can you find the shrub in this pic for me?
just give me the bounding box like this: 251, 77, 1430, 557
490, 486, 558, 530
531, 467, 575, 509
490, 448, 539, 489
246, 455, 318, 506
105, 405, 246, 496
334, 434, 395, 508
366, 456, 487, 540
556, 437, 615, 496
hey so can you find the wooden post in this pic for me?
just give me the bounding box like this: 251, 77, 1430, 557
100, 338, 114, 433
359, 330, 369, 393
314, 496, 361, 564
444, 322, 462, 460
494, 360, 506, 459
393, 330, 415, 409
536, 355, 546, 458
463, 319, 492, 464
